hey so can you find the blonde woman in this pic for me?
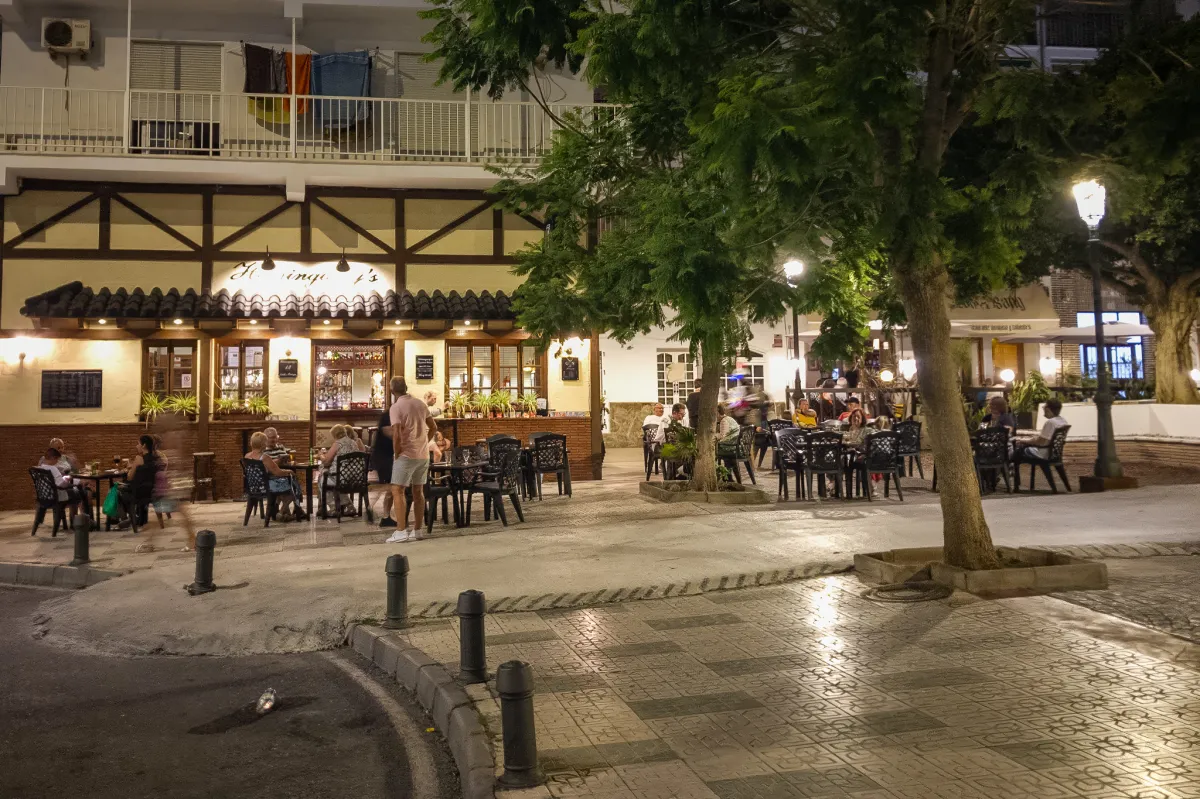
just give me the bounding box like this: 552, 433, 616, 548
319, 425, 358, 515
246, 430, 303, 522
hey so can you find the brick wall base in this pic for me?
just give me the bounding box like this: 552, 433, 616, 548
1063, 439, 1200, 470
446, 417, 597, 480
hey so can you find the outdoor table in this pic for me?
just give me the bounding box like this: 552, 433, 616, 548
290, 462, 320, 519
429, 459, 486, 527
74, 470, 124, 529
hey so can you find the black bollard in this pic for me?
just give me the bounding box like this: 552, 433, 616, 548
69, 513, 91, 567
456, 589, 487, 683
496, 660, 541, 788
383, 554, 409, 629
186, 530, 216, 595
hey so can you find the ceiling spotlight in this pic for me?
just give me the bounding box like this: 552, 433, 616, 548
173, 318, 183, 325
249, 319, 258, 326
336, 248, 350, 273
323, 319, 330, 325
261, 247, 276, 271
97, 319, 107, 325
393, 320, 402, 326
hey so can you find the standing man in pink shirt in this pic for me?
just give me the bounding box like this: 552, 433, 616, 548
385, 376, 437, 543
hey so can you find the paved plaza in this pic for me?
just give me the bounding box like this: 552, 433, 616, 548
395, 574, 1200, 799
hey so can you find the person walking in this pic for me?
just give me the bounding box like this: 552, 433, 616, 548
385, 376, 437, 544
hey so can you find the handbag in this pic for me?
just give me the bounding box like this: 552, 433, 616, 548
101, 485, 121, 518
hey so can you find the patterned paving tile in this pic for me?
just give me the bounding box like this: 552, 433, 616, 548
870, 668, 994, 691
542, 739, 680, 772
489, 629, 562, 645
598, 641, 685, 658
706, 654, 818, 677
644, 614, 749, 631
627, 692, 765, 721
706, 766, 882, 799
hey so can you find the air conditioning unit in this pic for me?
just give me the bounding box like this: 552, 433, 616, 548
42, 19, 91, 54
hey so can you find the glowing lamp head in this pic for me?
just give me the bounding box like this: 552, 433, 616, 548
322, 319, 330, 326
999, 368, 1016, 383
783, 259, 805, 283
173, 318, 183, 326
899, 359, 918, 381
97, 318, 107, 325
1191, 369, 1200, 385
879, 368, 894, 383
261, 247, 276, 271
1072, 180, 1106, 230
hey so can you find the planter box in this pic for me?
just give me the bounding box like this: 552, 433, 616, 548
855, 546, 1106, 596
639, 481, 771, 505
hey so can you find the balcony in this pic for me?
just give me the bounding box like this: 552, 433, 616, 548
0, 87, 615, 165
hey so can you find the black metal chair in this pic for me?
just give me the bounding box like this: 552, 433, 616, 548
774, 428, 808, 500
718, 424, 757, 484
806, 432, 846, 500
894, 420, 924, 479
119, 460, 158, 534
466, 450, 525, 526
529, 432, 572, 499
760, 419, 794, 469
857, 431, 905, 501
643, 424, 662, 480
404, 455, 460, 535
239, 458, 293, 527
1016, 425, 1072, 494
322, 451, 373, 523
974, 427, 1012, 494
30, 467, 75, 536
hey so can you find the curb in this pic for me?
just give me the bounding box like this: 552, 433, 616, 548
347, 622, 498, 799
407, 559, 854, 618
1046, 541, 1200, 560
0, 561, 123, 589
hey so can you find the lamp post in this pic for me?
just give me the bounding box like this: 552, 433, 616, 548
1072, 180, 1126, 487
783, 259, 805, 397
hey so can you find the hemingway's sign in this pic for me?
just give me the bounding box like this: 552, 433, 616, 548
213, 260, 393, 296
953, 292, 1027, 313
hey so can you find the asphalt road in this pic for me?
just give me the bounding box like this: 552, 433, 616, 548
0, 585, 458, 799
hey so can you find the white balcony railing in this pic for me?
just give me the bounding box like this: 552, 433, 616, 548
0, 87, 617, 164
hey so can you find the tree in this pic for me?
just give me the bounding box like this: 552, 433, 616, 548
1019, 18, 1200, 404
426, 0, 1050, 568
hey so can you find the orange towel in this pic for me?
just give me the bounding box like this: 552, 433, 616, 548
285, 53, 312, 113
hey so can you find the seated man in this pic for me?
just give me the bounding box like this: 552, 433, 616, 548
837, 396, 862, 422
792, 397, 818, 428
263, 427, 290, 466
39, 448, 88, 508
1013, 397, 1068, 467
642, 403, 670, 444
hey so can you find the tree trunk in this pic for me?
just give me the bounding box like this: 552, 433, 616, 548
690, 347, 723, 492
896, 255, 1000, 570
1144, 287, 1200, 405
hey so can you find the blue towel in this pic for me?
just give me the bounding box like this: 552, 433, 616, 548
311, 51, 371, 130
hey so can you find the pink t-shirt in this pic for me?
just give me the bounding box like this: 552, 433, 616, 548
389, 394, 432, 459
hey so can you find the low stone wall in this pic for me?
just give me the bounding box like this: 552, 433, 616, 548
1064, 438, 1200, 471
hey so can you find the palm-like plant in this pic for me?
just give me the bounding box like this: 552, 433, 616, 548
246, 395, 271, 416
140, 392, 169, 423
490, 389, 513, 417
471, 392, 492, 417
164, 392, 199, 416
214, 396, 240, 415
449, 392, 471, 418
519, 391, 539, 416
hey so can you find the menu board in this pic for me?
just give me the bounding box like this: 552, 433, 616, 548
560, 357, 580, 381
415, 355, 435, 380
41, 370, 103, 409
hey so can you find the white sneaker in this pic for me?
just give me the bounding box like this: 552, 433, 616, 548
384, 530, 410, 544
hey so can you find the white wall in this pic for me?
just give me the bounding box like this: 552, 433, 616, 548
0, 337, 142, 424
1036, 401, 1200, 442
268, 335, 310, 420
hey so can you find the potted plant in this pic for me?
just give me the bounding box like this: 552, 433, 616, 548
1009, 370, 1051, 429
449, 393, 471, 419
214, 396, 241, 417
164, 392, 199, 419
469, 392, 489, 419
490, 389, 513, 418
140, 391, 169, 425
247, 395, 271, 417
519, 391, 539, 418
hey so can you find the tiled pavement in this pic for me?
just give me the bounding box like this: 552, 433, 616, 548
394, 575, 1200, 799
1058, 556, 1200, 646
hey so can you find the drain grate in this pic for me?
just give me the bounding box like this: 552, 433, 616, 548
862, 581, 953, 603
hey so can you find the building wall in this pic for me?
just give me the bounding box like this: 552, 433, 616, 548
1049, 268, 1157, 384
267, 336, 311, 420
403, 337, 445, 405
0, 338, 143, 424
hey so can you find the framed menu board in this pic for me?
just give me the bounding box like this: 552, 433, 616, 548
41, 370, 103, 409
560, 357, 580, 381
415, 355, 435, 380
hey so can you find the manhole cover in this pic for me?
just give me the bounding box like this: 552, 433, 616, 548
862, 581, 953, 603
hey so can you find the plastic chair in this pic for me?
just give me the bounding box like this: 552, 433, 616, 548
973, 427, 1012, 494
894, 420, 924, 479
323, 451, 373, 523
1016, 425, 1072, 494
29, 467, 74, 536
239, 458, 293, 527
466, 450, 525, 526
774, 428, 807, 500
718, 424, 758, 484
806, 432, 846, 500
529, 432, 572, 499
858, 431, 905, 501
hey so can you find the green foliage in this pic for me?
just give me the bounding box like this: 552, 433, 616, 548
140, 392, 168, 420
490, 389, 513, 415
1009, 371, 1052, 414
470, 392, 491, 414
519, 391, 539, 414
214, 396, 240, 414
716, 464, 733, 483
659, 423, 696, 463
246, 395, 271, 416
164, 393, 198, 416
449, 393, 472, 417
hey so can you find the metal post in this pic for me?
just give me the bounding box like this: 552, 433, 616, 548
456, 589, 487, 683
464, 87, 472, 162
384, 554, 409, 629
1087, 236, 1124, 480
69, 512, 91, 567
791, 306, 801, 397
496, 660, 541, 788
289, 16, 297, 158
187, 529, 216, 595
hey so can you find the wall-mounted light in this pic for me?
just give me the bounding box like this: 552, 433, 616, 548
173, 318, 183, 325
249, 319, 258, 326
322, 319, 330, 326
336, 248, 350, 273
999, 368, 1016, 383
463, 320, 471, 326
97, 318, 107, 325
262, 247, 276, 271
1039, 356, 1060, 375
899, 359, 918, 381
393, 320, 402, 326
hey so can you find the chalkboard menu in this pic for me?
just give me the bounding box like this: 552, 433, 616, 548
278, 358, 299, 379
560, 356, 580, 381
415, 355, 435, 380
41, 370, 103, 409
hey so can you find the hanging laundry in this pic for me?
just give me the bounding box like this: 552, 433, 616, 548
285, 52, 312, 113
243, 43, 275, 94
271, 49, 288, 94
311, 51, 372, 130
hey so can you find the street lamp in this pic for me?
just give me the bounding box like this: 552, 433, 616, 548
1072, 179, 1125, 486
783, 259, 805, 400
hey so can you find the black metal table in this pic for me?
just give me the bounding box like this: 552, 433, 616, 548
74, 470, 124, 529
290, 462, 320, 518
429, 459, 487, 527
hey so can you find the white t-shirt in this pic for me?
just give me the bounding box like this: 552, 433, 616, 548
1033, 415, 1069, 459
642, 414, 668, 443
717, 415, 739, 439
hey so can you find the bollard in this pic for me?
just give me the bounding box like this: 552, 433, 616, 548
456, 589, 487, 683
186, 530, 216, 595
383, 554, 410, 629
496, 660, 542, 788
69, 513, 91, 567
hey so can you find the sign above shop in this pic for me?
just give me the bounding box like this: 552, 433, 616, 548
213, 260, 395, 297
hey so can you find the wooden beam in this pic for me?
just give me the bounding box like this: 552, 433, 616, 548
406, 199, 494, 255
112, 193, 201, 251
0, 197, 5, 326
214, 201, 294, 251
18, 179, 286, 197
406, 254, 517, 266
311, 197, 395, 256
197, 337, 212, 452
299, 199, 312, 256
517, 212, 544, 230
395, 195, 407, 291
98, 192, 112, 251
201, 190, 214, 293
0, 248, 402, 264
2, 192, 100, 249
492, 207, 504, 259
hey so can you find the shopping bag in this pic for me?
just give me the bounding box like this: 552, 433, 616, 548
102, 485, 120, 518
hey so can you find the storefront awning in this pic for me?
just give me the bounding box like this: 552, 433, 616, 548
20, 281, 517, 322
948, 284, 1059, 337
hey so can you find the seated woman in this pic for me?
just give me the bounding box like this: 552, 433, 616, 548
118, 435, 162, 547
319, 425, 359, 516
715, 403, 741, 457
843, 408, 872, 451
247, 431, 304, 522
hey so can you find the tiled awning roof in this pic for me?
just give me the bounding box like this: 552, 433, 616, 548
20, 282, 516, 322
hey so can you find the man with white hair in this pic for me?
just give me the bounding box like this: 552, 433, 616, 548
424, 391, 443, 418
263, 427, 290, 465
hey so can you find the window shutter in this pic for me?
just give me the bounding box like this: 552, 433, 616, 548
394, 53, 458, 100
383, 51, 466, 158
130, 41, 221, 124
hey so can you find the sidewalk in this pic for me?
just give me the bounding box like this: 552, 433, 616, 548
384, 574, 1200, 799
